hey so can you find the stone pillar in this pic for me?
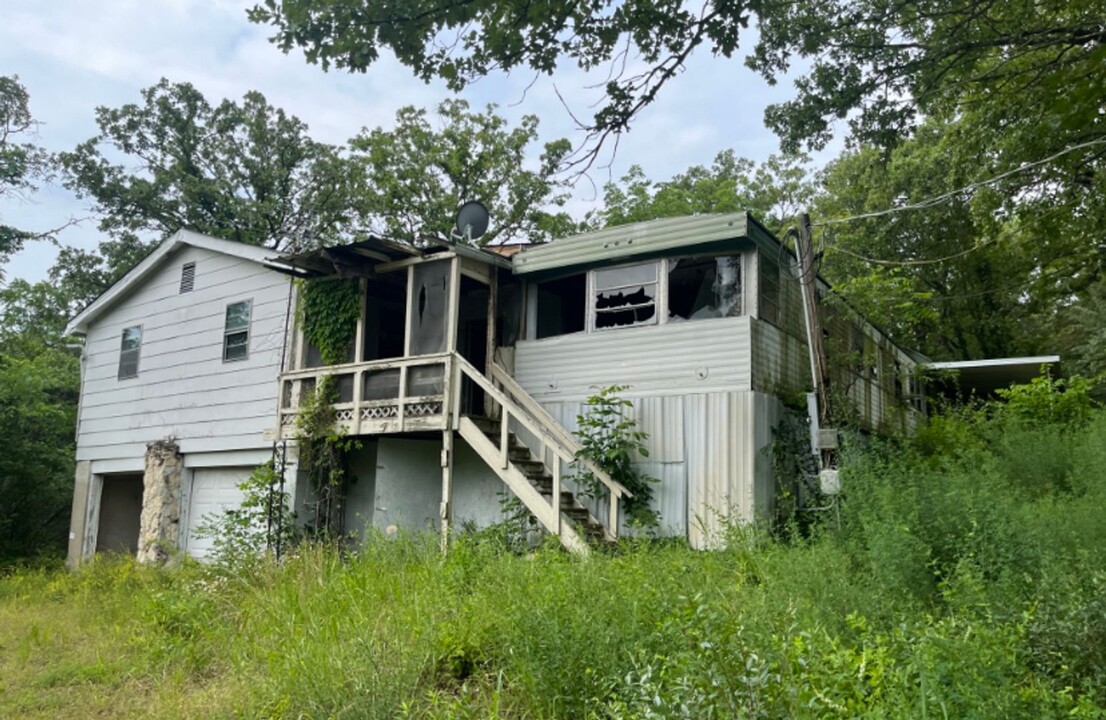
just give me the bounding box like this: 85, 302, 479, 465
66, 461, 93, 569
137, 439, 183, 565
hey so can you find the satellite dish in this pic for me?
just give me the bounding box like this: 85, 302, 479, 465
454, 201, 490, 242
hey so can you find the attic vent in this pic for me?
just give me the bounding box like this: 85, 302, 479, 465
179, 262, 196, 293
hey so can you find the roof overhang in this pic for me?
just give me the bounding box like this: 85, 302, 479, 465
924, 355, 1061, 396
512, 213, 754, 277
269, 236, 511, 279
65, 229, 294, 336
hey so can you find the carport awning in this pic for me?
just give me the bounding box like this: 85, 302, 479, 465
924, 355, 1060, 396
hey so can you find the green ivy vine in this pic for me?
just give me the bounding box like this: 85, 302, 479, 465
300, 278, 361, 365
295, 277, 363, 537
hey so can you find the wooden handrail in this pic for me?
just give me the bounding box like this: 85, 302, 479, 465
453, 354, 631, 500
279, 353, 451, 381
489, 362, 631, 500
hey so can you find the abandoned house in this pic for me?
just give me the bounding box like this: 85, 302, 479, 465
67, 212, 940, 565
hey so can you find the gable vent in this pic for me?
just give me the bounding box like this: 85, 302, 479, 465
179, 262, 196, 293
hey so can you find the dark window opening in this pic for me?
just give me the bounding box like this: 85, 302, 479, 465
758, 249, 781, 325
668, 256, 742, 322
536, 273, 585, 339
362, 276, 406, 362
496, 280, 522, 348
593, 262, 658, 330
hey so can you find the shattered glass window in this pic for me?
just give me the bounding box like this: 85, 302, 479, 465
592, 262, 658, 330
667, 256, 742, 322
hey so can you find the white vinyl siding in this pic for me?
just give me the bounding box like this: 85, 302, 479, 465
75, 245, 290, 464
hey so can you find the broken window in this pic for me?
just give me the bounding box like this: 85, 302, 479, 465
117, 325, 142, 380
536, 273, 585, 339
667, 256, 742, 321
592, 262, 658, 330
409, 261, 450, 356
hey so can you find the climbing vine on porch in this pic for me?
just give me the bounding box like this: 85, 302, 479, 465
299, 277, 361, 365
295, 277, 363, 536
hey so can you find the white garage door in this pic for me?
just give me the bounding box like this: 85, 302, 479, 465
185, 467, 251, 560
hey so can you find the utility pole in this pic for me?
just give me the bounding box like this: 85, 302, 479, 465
794, 212, 837, 477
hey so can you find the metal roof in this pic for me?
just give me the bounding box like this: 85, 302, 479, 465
925, 355, 1061, 396
512, 213, 752, 275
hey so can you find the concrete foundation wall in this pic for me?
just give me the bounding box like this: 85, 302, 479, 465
343, 441, 379, 540
371, 438, 442, 534
66, 461, 93, 568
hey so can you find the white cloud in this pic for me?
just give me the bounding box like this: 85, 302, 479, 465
1, 1, 836, 283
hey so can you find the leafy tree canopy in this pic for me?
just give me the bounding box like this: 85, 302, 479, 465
599, 150, 814, 231
348, 99, 575, 246
56, 79, 357, 302
0, 75, 55, 275
0, 280, 79, 561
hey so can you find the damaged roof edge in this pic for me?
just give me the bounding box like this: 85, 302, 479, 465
512, 213, 751, 275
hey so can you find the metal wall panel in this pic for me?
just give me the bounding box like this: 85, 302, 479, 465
683, 391, 775, 549
516, 316, 753, 401
513, 213, 750, 275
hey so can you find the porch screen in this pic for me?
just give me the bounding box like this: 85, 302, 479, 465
409, 261, 451, 356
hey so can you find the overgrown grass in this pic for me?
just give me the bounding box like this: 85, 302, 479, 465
3, 408, 1106, 718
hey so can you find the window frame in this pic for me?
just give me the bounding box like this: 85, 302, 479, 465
587, 260, 664, 333
117, 325, 142, 380
223, 299, 252, 363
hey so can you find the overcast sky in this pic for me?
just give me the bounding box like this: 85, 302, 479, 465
1, 0, 835, 283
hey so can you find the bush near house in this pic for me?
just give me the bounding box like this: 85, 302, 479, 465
2, 386, 1105, 719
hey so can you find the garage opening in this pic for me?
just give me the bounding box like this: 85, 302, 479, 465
96, 473, 143, 555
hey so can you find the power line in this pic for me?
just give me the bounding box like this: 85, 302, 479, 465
812, 138, 1106, 228
819, 201, 1070, 268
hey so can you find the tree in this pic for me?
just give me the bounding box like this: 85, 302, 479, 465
598, 150, 814, 231
0, 75, 57, 276
348, 99, 575, 246
0, 280, 79, 561
57, 79, 357, 303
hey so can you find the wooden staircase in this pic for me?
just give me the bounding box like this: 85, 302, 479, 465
461, 416, 612, 549
450, 354, 631, 555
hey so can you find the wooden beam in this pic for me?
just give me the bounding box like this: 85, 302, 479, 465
376, 252, 456, 274
440, 429, 454, 552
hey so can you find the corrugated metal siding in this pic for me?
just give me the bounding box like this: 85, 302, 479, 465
685, 392, 757, 548
751, 320, 810, 397
513, 213, 749, 275
530, 389, 775, 549
515, 316, 752, 401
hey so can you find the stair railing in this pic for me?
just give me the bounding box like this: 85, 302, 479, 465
451, 353, 630, 537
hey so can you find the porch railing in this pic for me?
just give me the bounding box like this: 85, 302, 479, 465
277, 353, 451, 437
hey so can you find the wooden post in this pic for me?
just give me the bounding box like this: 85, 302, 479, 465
551, 454, 561, 535
440, 429, 454, 552
795, 212, 833, 465
484, 268, 498, 418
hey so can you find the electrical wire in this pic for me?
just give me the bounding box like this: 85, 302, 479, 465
812, 138, 1106, 228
